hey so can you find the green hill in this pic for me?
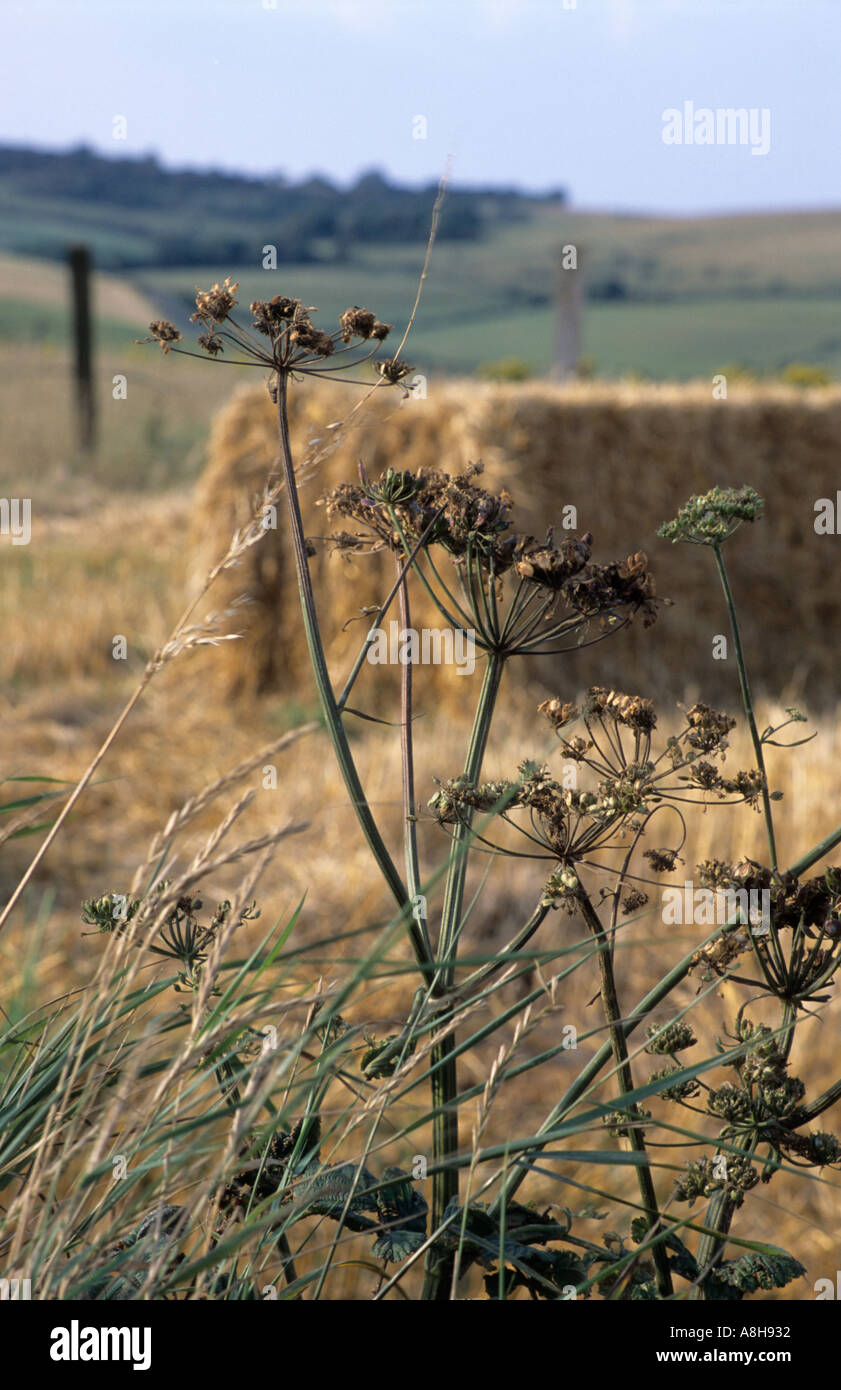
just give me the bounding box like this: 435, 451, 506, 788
2, 144, 840, 379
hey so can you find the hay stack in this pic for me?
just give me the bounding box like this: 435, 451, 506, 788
190, 378, 841, 711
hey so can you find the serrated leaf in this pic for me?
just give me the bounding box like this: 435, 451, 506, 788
372, 1227, 426, 1262
708, 1247, 806, 1299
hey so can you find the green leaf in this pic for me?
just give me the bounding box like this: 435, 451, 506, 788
706, 1247, 806, 1300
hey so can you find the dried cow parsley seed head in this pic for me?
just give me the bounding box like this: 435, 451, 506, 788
339, 306, 377, 342
563, 551, 659, 628
197, 332, 224, 355
644, 848, 681, 873
538, 697, 580, 730
250, 296, 301, 333
145, 272, 400, 384
193, 277, 239, 323
148, 320, 182, 352
289, 314, 335, 356
320, 461, 514, 559
583, 687, 657, 733
685, 702, 737, 747
377, 357, 412, 384
512, 532, 592, 589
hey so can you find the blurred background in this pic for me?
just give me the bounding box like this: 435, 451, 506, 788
2, 0, 841, 384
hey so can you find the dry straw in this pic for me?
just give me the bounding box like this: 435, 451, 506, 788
190, 378, 841, 710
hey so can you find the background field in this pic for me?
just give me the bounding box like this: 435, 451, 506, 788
3, 143, 841, 379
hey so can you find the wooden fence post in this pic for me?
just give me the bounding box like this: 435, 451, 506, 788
68, 244, 96, 452
555, 244, 585, 380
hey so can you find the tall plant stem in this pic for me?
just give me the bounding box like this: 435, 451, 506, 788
396, 557, 430, 959
577, 887, 672, 1298
422, 651, 505, 1300
687, 543, 784, 1297
274, 374, 433, 980
713, 543, 777, 872
437, 653, 505, 987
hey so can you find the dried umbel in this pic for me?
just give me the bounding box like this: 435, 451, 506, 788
512, 532, 593, 588
429, 690, 770, 910
142, 279, 406, 386
684, 701, 737, 750
687, 864, 841, 1013
194, 276, 240, 324
320, 461, 513, 561
540, 688, 758, 809
584, 687, 657, 732
320, 464, 660, 657
339, 306, 391, 343
148, 320, 182, 352
694, 859, 841, 933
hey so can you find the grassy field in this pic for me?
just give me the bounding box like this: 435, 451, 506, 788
130, 205, 841, 377
0, 257, 224, 497
6, 193, 841, 378
3, 476, 841, 1294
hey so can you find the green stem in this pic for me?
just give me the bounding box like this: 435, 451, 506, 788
396, 556, 430, 959
335, 508, 445, 713
422, 1028, 461, 1301
689, 1137, 756, 1300
577, 886, 672, 1298
437, 654, 505, 986
713, 544, 777, 872
422, 651, 505, 1300
274, 374, 433, 980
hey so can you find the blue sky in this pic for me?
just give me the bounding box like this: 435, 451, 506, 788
3, 0, 839, 213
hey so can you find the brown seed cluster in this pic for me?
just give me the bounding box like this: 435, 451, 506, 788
339, 306, 391, 342
512, 531, 593, 588
321, 461, 514, 559
193, 277, 239, 323
644, 847, 681, 873
583, 687, 658, 732
684, 702, 738, 750
145, 276, 404, 380
377, 357, 412, 384
148, 320, 182, 352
